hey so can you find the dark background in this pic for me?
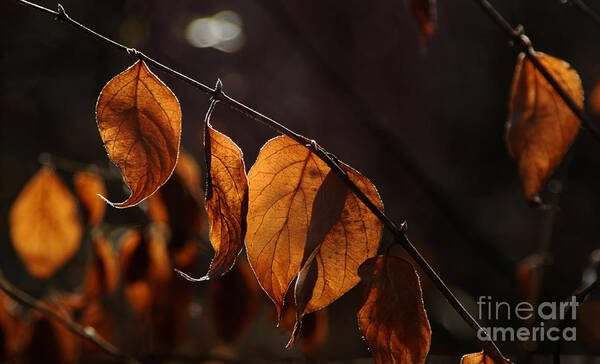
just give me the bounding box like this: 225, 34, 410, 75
2, 0, 600, 362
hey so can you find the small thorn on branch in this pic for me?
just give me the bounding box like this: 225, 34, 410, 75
400, 220, 408, 233
126, 48, 140, 57
211, 78, 224, 102
55, 3, 66, 21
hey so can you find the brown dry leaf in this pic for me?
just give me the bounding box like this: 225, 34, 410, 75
506, 52, 583, 203
176, 114, 248, 281
73, 171, 107, 226
460, 351, 511, 364
410, 0, 436, 44
246, 136, 382, 320
210, 258, 260, 342
293, 164, 383, 330
203, 120, 248, 279
9, 168, 83, 279
146, 151, 206, 244
83, 236, 120, 301
357, 256, 431, 364
96, 60, 182, 208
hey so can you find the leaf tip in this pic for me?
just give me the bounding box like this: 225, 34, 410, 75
285, 320, 301, 350
96, 193, 117, 208
174, 268, 208, 282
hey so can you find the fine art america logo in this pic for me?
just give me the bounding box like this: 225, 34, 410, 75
477, 296, 577, 342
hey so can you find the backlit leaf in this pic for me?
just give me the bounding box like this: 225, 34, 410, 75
202, 118, 248, 279
460, 351, 511, 364
290, 163, 383, 346
410, 0, 436, 44
96, 60, 182, 208
357, 256, 431, 364
73, 171, 107, 226
246, 135, 382, 320
506, 52, 583, 203
9, 168, 83, 279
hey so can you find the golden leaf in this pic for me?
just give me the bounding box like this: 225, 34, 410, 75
291, 163, 383, 346
9, 168, 83, 279
203, 122, 248, 278
506, 52, 583, 203
246, 135, 382, 323
358, 256, 431, 364
96, 60, 181, 208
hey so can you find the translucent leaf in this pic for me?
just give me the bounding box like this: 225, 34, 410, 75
246, 135, 382, 324
358, 256, 431, 364
506, 52, 583, 203
96, 60, 182, 208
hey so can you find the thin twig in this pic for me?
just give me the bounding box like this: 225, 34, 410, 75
564, 0, 600, 27
0, 272, 139, 364
472, 0, 600, 144
17, 0, 506, 360
39, 152, 121, 180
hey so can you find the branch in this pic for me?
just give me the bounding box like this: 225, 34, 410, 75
472, 0, 600, 144
253, 0, 515, 279
0, 272, 139, 364
17, 1, 506, 360
39, 152, 121, 180
563, 0, 600, 28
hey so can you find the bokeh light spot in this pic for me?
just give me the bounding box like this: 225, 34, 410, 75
185, 11, 244, 53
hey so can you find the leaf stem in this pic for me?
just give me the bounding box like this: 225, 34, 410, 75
472, 0, 600, 144
17, 0, 505, 360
